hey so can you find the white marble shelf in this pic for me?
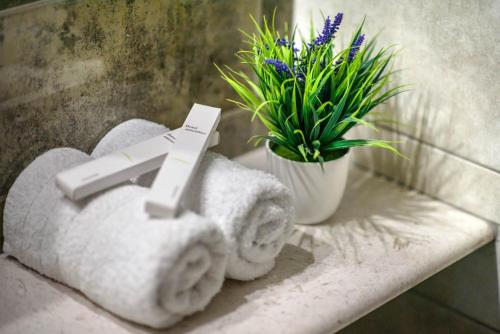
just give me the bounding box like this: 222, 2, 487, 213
0, 148, 495, 334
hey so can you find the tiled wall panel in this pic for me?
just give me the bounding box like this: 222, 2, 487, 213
294, 0, 500, 224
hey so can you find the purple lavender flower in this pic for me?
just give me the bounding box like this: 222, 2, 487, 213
313, 16, 332, 46
333, 57, 344, 74
276, 38, 299, 53
313, 13, 343, 46
348, 34, 365, 62
265, 58, 290, 75
276, 38, 287, 46
330, 13, 343, 38
292, 65, 305, 81
295, 72, 305, 82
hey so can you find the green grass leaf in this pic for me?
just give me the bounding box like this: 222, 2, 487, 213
216, 13, 406, 162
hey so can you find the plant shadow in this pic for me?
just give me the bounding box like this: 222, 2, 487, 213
351, 86, 472, 215
285, 165, 469, 270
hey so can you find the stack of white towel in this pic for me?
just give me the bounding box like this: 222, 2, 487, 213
3, 148, 227, 328
3, 119, 294, 328
92, 119, 295, 280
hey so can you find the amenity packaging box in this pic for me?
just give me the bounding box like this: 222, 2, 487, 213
145, 103, 221, 218
56, 128, 220, 200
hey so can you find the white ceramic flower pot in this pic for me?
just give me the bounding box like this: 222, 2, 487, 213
266, 141, 349, 225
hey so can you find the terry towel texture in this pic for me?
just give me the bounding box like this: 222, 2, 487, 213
92, 119, 295, 280
92, 118, 169, 186
3, 148, 227, 328
187, 152, 294, 280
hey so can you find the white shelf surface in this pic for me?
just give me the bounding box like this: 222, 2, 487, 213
0, 147, 495, 334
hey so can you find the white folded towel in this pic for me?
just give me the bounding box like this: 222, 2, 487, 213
3, 148, 227, 328
92, 119, 294, 280
92, 118, 169, 186
92, 118, 169, 157
187, 152, 295, 280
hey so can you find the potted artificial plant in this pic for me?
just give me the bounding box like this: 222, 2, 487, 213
218, 12, 405, 224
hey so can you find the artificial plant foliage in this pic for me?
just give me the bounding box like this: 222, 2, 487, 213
217, 12, 406, 163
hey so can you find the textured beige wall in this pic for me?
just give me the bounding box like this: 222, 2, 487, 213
294, 0, 500, 224
0, 0, 295, 245
0, 0, 280, 245
0, 0, 257, 180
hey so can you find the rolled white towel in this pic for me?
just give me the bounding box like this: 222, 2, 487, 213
92, 119, 295, 280
92, 118, 169, 185
92, 118, 169, 157
3, 148, 227, 328
187, 152, 294, 280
